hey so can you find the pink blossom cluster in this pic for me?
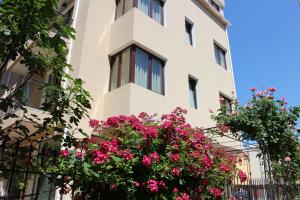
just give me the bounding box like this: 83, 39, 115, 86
220, 163, 231, 172
238, 170, 247, 182
209, 188, 223, 198
58, 107, 239, 198
141, 152, 160, 167
147, 179, 165, 193
202, 155, 213, 168
176, 192, 190, 200
91, 150, 109, 164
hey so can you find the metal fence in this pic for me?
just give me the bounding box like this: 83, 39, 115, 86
0, 140, 57, 200
224, 178, 300, 200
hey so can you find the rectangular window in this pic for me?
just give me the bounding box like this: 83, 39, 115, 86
210, 0, 220, 12
214, 43, 227, 69
109, 46, 164, 94
116, 0, 164, 25
185, 20, 193, 46
135, 48, 149, 89
116, 0, 133, 19
220, 94, 232, 114
188, 77, 197, 109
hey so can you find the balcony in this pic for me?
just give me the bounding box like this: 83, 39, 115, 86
109, 8, 168, 59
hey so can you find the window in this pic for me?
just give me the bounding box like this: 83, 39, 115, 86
116, 0, 133, 19
188, 77, 197, 109
214, 43, 227, 69
219, 94, 232, 114
185, 20, 193, 46
210, 0, 220, 12
109, 46, 164, 94
65, 6, 74, 25
115, 0, 164, 25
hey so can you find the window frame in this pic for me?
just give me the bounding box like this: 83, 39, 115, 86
115, 0, 164, 25
185, 20, 194, 46
188, 77, 198, 109
109, 45, 165, 95
214, 43, 227, 69
219, 93, 232, 114
210, 0, 220, 12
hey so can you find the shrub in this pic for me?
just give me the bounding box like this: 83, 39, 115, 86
47, 108, 240, 200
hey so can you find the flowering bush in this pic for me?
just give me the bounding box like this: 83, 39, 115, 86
47, 108, 240, 199
212, 88, 300, 198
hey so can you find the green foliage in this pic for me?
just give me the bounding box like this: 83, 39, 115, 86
0, 0, 91, 183
212, 88, 300, 186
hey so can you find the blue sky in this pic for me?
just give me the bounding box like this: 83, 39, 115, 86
225, 0, 300, 109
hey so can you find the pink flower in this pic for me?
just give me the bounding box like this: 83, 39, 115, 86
92, 150, 109, 164
105, 117, 121, 128
89, 119, 100, 128
284, 156, 291, 162
202, 179, 209, 186
202, 155, 213, 168
76, 152, 83, 159
219, 97, 225, 103
220, 164, 230, 172
268, 87, 277, 92
256, 91, 263, 97
111, 184, 117, 190
209, 109, 214, 113
159, 180, 166, 188
149, 152, 160, 163
120, 150, 134, 161
60, 150, 70, 157
133, 181, 140, 187
148, 180, 159, 193
176, 192, 190, 200
217, 124, 230, 133
173, 187, 179, 193
143, 126, 158, 139
172, 167, 181, 176
238, 170, 247, 182
197, 187, 203, 193
171, 153, 180, 162
141, 155, 152, 167
138, 112, 149, 119
209, 188, 223, 198
250, 87, 256, 92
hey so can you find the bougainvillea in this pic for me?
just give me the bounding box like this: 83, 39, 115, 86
46, 108, 241, 199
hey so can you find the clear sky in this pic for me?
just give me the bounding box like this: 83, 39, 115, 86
225, 0, 300, 109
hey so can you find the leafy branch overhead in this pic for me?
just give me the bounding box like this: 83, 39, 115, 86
0, 0, 91, 177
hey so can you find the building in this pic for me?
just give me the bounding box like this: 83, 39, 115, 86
1, 0, 244, 199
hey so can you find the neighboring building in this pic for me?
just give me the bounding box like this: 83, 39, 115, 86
1, 0, 243, 199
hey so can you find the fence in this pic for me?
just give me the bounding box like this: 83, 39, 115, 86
0, 139, 58, 200
224, 178, 300, 200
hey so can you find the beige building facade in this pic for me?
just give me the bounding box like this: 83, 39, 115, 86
1, 0, 245, 199
69, 0, 236, 133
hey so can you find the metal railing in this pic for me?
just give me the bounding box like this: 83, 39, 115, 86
224, 178, 300, 200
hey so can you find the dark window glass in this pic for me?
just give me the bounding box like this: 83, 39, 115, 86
210, 0, 220, 12
60, 6, 74, 25
214, 43, 227, 69
185, 20, 193, 46
110, 46, 164, 94
189, 77, 197, 109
